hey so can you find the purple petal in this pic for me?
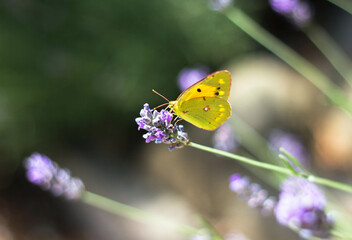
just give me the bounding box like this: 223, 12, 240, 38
25, 153, 57, 186
269, 0, 298, 14
177, 66, 210, 91
229, 174, 250, 193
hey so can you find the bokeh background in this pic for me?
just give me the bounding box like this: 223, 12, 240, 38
0, 0, 351, 239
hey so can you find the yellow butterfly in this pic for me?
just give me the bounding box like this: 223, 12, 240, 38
161, 70, 232, 131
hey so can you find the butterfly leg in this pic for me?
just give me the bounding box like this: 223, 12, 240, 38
172, 115, 179, 122
173, 117, 184, 125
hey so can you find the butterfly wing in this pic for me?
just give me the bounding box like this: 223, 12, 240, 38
177, 70, 231, 102
174, 97, 231, 130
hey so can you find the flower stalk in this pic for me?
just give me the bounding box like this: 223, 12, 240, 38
81, 190, 197, 236
325, 0, 352, 15
223, 6, 352, 117
188, 142, 352, 194
303, 23, 352, 88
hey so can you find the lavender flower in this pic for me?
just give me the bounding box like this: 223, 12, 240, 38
275, 176, 333, 238
136, 103, 189, 150
269, 0, 313, 27
25, 153, 85, 200
268, 129, 309, 168
208, 0, 233, 11
291, 1, 312, 26
177, 66, 210, 91
213, 123, 239, 152
229, 174, 277, 216
270, 0, 298, 13
25, 153, 57, 189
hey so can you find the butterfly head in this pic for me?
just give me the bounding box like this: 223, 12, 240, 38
168, 100, 176, 108
168, 100, 181, 114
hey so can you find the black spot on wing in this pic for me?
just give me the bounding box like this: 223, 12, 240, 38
197, 88, 201, 92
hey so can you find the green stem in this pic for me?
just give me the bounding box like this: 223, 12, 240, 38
229, 115, 277, 165
189, 142, 291, 175
200, 217, 224, 240
81, 191, 197, 235
188, 142, 352, 193
228, 115, 284, 187
279, 148, 307, 174
331, 230, 352, 240
224, 7, 352, 116
278, 154, 298, 175
325, 0, 352, 15
309, 175, 352, 194
304, 23, 352, 88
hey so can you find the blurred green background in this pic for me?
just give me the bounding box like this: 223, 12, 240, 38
0, 0, 351, 239
0, 0, 256, 160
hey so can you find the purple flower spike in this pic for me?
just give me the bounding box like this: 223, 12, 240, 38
292, 1, 312, 26
229, 174, 250, 193
268, 129, 309, 169
229, 174, 276, 216
270, 0, 298, 14
269, 0, 313, 27
213, 123, 239, 153
275, 177, 333, 238
25, 153, 85, 200
208, 0, 233, 11
51, 169, 72, 196
63, 177, 85, 200
136, 103, 189, 150
177, 66, 210, 91
25, 153, 57, 189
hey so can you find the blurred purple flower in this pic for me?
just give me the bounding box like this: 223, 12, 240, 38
229, 174, 277, 216
208, 0, 233, 11
275, 177, 333, 238
136, 103, 189, 150
213, 123, 239, 153
292, 1, 312, 26
25, 153, 85, 200
25, 153, 57, 189
177, 66, 210, 92
63, 177, 85, 200
270, 0, 298, 13
229, 173, 250, 193
269, 0, 313, 27
51, 168, 71, 196
268, 129, 309, 168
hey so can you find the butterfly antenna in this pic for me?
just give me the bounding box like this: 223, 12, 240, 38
153, 102, 169, 110
152, 89, 170, 102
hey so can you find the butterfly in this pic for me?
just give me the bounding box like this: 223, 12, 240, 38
155, 70, 232, 131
